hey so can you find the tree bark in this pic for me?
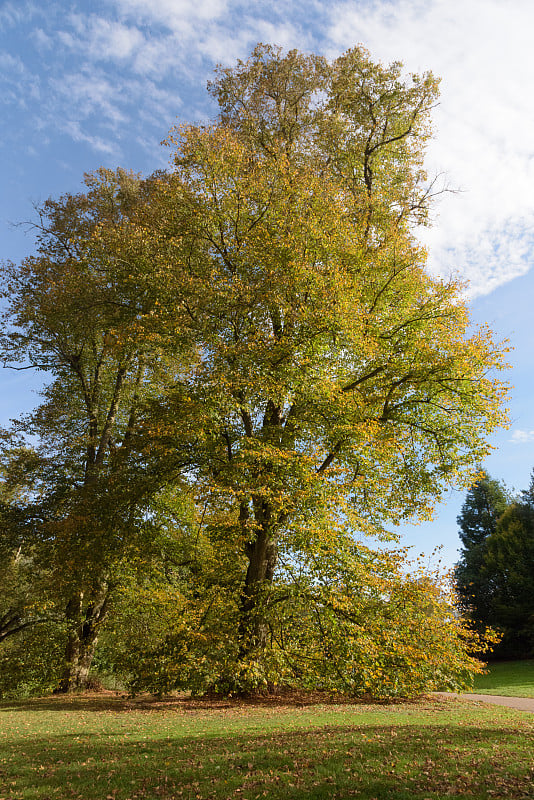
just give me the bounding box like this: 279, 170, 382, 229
55, 587, 109, 693
239, 500, 278, 654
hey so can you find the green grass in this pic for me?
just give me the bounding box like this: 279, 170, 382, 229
1, 693, 534, 799
473, 660, 534, 698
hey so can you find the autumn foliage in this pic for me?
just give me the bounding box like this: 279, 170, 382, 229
0, 44, 508, 697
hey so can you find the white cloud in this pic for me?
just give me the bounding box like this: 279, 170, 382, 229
55, 13, 149, 72
64, 14, 146, 61
113, 0, 229, 26
0, 53, 26, 74
0, 1, 40, 30
510, 429, 534, 444
62, 120, 118, 156
42, 67, 186, 158
51, 71, 129, 128
129, 34, 188, 77
0, 52, 40, 107
110, 0, 310, 75
30, 28, 53, 50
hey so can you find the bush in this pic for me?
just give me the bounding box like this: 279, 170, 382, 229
0, 622, 66, 698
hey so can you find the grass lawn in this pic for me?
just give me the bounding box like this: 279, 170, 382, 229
473, 660, 534, 698
1, 693, 533, 799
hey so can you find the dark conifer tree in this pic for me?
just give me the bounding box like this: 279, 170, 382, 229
454, 469, 509, 627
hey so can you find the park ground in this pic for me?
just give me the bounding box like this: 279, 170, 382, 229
471, 659, 534, 698
1, 662, 534, 800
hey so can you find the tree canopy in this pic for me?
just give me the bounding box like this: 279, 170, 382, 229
0, 44, 509, 696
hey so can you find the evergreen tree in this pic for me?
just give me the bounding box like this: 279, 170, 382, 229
482, 473, 534, 657
454, 469, 509, 626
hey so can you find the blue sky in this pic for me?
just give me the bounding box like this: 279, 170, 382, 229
2, 0, 534, 567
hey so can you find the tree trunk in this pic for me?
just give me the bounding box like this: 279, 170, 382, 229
239, 499, 278, 655
57, 630, 99, 692
56, 587, 109, 693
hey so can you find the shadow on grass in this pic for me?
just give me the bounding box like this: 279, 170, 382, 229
0, 693, 136, 713
1, 717, 534, 799
0, 690, 416, 714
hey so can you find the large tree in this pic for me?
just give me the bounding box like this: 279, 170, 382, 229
1, 45, 509, 695
0, 168, 192, 691
138, 44, 508, 683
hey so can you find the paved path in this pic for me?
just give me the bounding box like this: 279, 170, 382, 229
434, 692, 534, 713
